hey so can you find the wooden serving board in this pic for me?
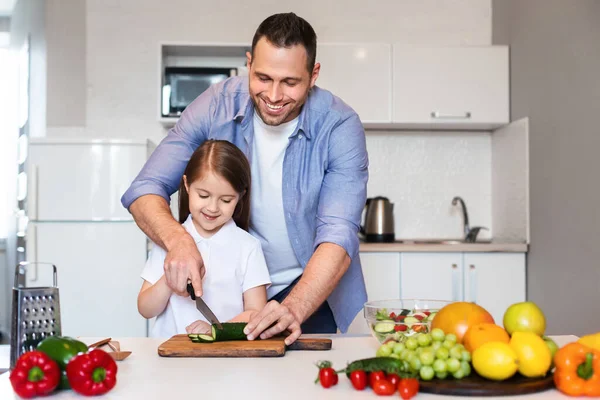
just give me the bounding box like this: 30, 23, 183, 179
158, 334, 332, 358
419, 371, 554, 397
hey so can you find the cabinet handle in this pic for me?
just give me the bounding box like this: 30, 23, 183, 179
469, 264, 476, 303
30, 164, 39, 220
430, 111, 472, 119
451, 264, 459, 301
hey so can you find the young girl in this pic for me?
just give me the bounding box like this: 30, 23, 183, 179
137, 140, 271, 337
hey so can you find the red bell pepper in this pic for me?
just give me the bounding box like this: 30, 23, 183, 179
9, 351, 60, 398
66, 349, 117, 396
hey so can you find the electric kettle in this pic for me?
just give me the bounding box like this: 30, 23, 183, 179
360, 196, 395, 243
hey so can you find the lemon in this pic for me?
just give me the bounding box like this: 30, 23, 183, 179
472, 342, 519, 381
509, 331, 552, 377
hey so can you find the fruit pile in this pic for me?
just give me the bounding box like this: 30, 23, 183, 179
375, 328, 472, 381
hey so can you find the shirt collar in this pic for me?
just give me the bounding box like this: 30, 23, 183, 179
182, 214, 237, 245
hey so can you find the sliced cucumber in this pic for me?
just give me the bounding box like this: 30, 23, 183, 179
426, 312, 437, 322
403, 316, 419, 328
373, 320, 396, 334
212, 322, 248, 341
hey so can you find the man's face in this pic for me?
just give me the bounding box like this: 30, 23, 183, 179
184, 172, 240, 238
247, 37, 320, 126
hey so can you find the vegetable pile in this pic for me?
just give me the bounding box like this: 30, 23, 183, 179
9, 336, 117, 398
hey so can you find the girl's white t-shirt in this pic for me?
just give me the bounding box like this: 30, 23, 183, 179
141, 215, 271, 338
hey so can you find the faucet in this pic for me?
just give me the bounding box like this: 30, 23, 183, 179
451, 196, 488, 242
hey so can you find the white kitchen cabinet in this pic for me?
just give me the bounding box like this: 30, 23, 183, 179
316, 44, 392, 124
463, 253, 526, 325
400, 253, 463, 302
392, 46, 509, 129
346, 252, 400, 334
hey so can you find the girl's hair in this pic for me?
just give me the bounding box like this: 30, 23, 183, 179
178, 140, 251, 231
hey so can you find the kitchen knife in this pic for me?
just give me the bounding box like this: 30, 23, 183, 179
187, 281, 223, 330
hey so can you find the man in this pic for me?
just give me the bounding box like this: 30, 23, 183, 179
121, 12, 368, 345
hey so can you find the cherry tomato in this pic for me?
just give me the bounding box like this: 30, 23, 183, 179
349, 370, 367, 390
398, 378, 420, 399
387, 373, 401, 387
372, 379, 396, 396
316, 361, 338, 389
369, 371, 386, 388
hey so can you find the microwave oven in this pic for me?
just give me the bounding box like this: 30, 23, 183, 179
161, 67, 239, 117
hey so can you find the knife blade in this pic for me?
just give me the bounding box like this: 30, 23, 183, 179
187, 281, 223, 330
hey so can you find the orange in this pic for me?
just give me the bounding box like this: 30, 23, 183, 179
463, 323, 510, 353
431, 302, 495, 344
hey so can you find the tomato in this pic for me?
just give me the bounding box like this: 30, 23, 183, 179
389, 312, 397, 319
369, 371, 386, 388
316, 361, 338, 389
394, 325, 407, 332
387, 373, 401, 387
372, 379, 396, 396
395, 315, 406, 321
398, 378, 420, 399
349, 370, 367, 390
414, 315, 424, 321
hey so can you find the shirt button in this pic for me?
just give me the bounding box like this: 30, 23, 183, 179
298, 134, 303, 139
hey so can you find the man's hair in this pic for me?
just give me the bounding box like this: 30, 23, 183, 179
251, 12, 317, 73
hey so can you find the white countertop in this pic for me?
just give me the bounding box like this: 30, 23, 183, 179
0, 334, 577, 399
360, 241, 528, 253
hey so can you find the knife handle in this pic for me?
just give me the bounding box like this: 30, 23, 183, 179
187, 281, 196, 300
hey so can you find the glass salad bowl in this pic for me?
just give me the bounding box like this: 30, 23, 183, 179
364, 299, 452, 344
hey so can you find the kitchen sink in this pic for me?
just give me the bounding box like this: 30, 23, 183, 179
406, 239, 493, 245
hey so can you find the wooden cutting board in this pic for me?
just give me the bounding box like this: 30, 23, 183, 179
419, 371, 554, 397
158, 334, 332, 357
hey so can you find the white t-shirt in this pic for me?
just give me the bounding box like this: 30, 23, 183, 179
141, 215, 271, 338
250, 112, 303, 299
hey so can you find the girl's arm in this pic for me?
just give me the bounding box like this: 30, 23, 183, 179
137, 276, 173, 319
228, 285, 268, 323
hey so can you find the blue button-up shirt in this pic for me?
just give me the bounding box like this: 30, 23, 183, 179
121, 76, 369, 332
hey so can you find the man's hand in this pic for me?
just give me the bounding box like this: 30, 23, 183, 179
163, 233, 205, 297
243, 300, 302, 345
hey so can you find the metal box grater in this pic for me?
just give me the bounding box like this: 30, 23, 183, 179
10, 262, 62, 369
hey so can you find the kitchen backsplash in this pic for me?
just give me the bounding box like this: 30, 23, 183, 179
364, 130, 492, 240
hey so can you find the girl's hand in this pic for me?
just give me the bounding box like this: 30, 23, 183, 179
186, 320, 212, 334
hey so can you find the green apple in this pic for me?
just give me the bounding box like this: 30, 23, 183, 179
503, 301, 546, 336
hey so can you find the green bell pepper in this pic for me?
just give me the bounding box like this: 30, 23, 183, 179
37, 336, 88, 389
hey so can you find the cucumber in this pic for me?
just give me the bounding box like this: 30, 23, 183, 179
341, 357, 415, 377
403, 316, 419, 328
212, 322, 248, 341
187, 333, 215, 343
373, 320, 396, 334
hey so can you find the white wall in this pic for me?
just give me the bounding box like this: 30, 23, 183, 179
35, 0, 496, 239
493, 0, 600, 335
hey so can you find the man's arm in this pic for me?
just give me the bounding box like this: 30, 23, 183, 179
121, 85, 217, 296
129, 195, 204, 296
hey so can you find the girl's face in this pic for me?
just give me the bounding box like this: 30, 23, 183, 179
184, 171, 241, 237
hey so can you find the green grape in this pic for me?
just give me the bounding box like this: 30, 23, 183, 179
449, 344, 463, 359
376, 345, 393, 357
393, 342, 406, 355
442, 339, 455, 349
431, 328, 445, 342
435, 347, 450, 360
405, 337, 418, 350
460, 360, 471, 377
384, 340, 397, 350
419, 350, 435, 366
415, 346, 425, 356
461, 350, 472, 363
432, 359, 447, 373
389, 353, 401, 360
409, 357, 422, 372
435, 371, 448, 380
446, 358, 461, 373
400, 349, 412, 361
445, 333, 458, 344
417, 333, 433, 347
431, 341, 443, 352
420, 365, 435, 381
452, 368, 465, 380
